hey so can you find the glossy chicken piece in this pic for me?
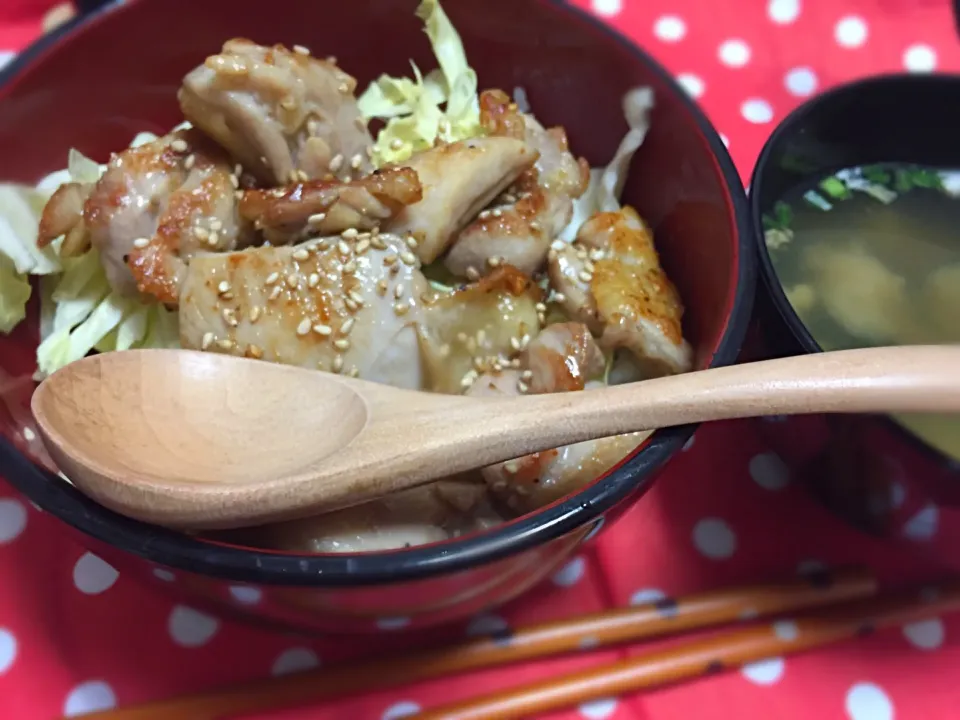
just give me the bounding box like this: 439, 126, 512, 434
37, 181, 95, 258
548, 207, 692, 377
179, 231, 428, 388
38, 130, 250, 302
385, 136, 539, 264
521, 322, 606, 394
467, 347, 647, 514
444, 90, 588, 279
179, 39, 373, 186
418, 265, 543, 394
239, 167, 422, 245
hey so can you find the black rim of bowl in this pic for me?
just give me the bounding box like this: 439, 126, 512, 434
0, 0, 756, 586
749, 73, 960, 469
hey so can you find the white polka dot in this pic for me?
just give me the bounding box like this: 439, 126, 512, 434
72, 553, 119, 595
467, 613, 510, 637
579, 697, 619, 719
64, 681, 117, 717
845, 682, 894, 720
0, 499, 27, 543
741, 657, 785, 685
903, 44, 937, 72
552, 556, 585, 587
749, 452, 790, 490
773, 620, 799, 641
271, 647, 320, 676
168, 605, 219, 647
630, 587, 667, 606
382, 700, 421, 719
682, 433, 696, 451
591, 0, 622, 17
0, 629, 16, 674
768, 0, 800, 24
784, 67, 818, 97
229, 585, 262, 605
676, 73, 705, 99
720, 134, 730, 148
0, 52, 14, 71
376, 616, 410, 631
653, 15, 686, 42
903, 618, 944, 650
741, 99, 774, 124
835, 16, 868, 48
718, 39, 751, 67
152, 568, 175, 582
902, 504, 938, 541
692, 518, 737, 559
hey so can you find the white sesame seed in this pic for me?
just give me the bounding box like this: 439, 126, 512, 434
466, 266, 480, 281
292, 249, 310, 261
491, 208, 502, 218
337, 240, 351, 255
332, 355, 344, 373
390, 138, 404, 150
170, 139, 188, 153
405, 236, 418, 249
222, 308, 238, 327
341, 228, 359, 240
344, 298, 359, 312
268, 286, 282, 301
578, 270, 593, 283
338, 83, 350, 94
478, 210, 491, 220
342, 260, 357, 274
293, 44, 310, 55
308, 273, 320, 288
250, 306, 262, 324
350, 153, 363, 169
504, 460, 520, 474
329, 154, 344, 172
394, 283, 405, 299
400, 251, 416, 266
265, 272, 280, 285
201, 332, 214, 350
247, 344, 263, 359
393, 302, 410, 316
230, 174, 240, 188
216, 338, 235, 351
296, 318, 312, 335
132, 237, 150, 249
334, 338, 351, 351
376, 280, 388, 296
285, 273, 299, 289
194, 227, 209, 241
184, 154, 196, 170
535, 302, 547, 312
553, 292, 566, 302
530, 220, 542, 231
308, 212, 327, 226
510, 337, 521, 351
340, 318, 355, 335
517, 380, 529, 393
209, 231, 219, 246
487, 256, 501, 268
551, 240, 565, 251
216, 281, 230, 295
355, 239, 370, 254
348, 290, 365, 306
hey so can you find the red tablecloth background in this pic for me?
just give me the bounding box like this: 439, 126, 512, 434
2, 0, 960, 718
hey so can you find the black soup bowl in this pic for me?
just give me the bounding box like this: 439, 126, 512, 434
750, 74, 960, 566
0, 0, 754, 632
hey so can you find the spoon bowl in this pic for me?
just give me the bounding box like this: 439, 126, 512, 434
32, 345, 960, 531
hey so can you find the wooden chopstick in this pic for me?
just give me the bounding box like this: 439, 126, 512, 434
84, 567, 875, 720
416, 581, 960, 720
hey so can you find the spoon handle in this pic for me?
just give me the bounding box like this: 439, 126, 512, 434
489, 346, 960, 453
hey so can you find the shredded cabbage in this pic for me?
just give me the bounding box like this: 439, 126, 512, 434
0, 130, 180, 378
558, 87, 655, 242
358, 0, 481, 166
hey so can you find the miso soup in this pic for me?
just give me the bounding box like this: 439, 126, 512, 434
764, 162, 960, 461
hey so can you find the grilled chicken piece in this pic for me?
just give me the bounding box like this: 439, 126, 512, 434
238, 167, 422, 245
467, 364, 647, 514
179, 232, 428, 388
444, 90, 588, 279
179, 39, 373, 186
38, 130, 251, 302
418, 266, 542, 394
521, 322, 606, 394
548, 207, 692, 377
37, 181, 95, 258
385, 137, 539, 264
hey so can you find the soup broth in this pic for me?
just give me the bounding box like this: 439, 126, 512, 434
765, 162, 960, 461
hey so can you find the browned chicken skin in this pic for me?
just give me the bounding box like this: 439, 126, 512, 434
179, 39, 374, 186
548, 207, 692, 377
39, 129, 252, 303
444, 90, 589, 279
238, 167, 422, 245
385, 136, 539, 264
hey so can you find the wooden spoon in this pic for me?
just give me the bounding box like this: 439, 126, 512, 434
30, 345, 960, 530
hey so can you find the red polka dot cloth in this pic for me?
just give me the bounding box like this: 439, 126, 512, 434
2, 0, 960, 718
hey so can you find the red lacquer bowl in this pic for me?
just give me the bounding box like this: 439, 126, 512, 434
0, 0, 754, 632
